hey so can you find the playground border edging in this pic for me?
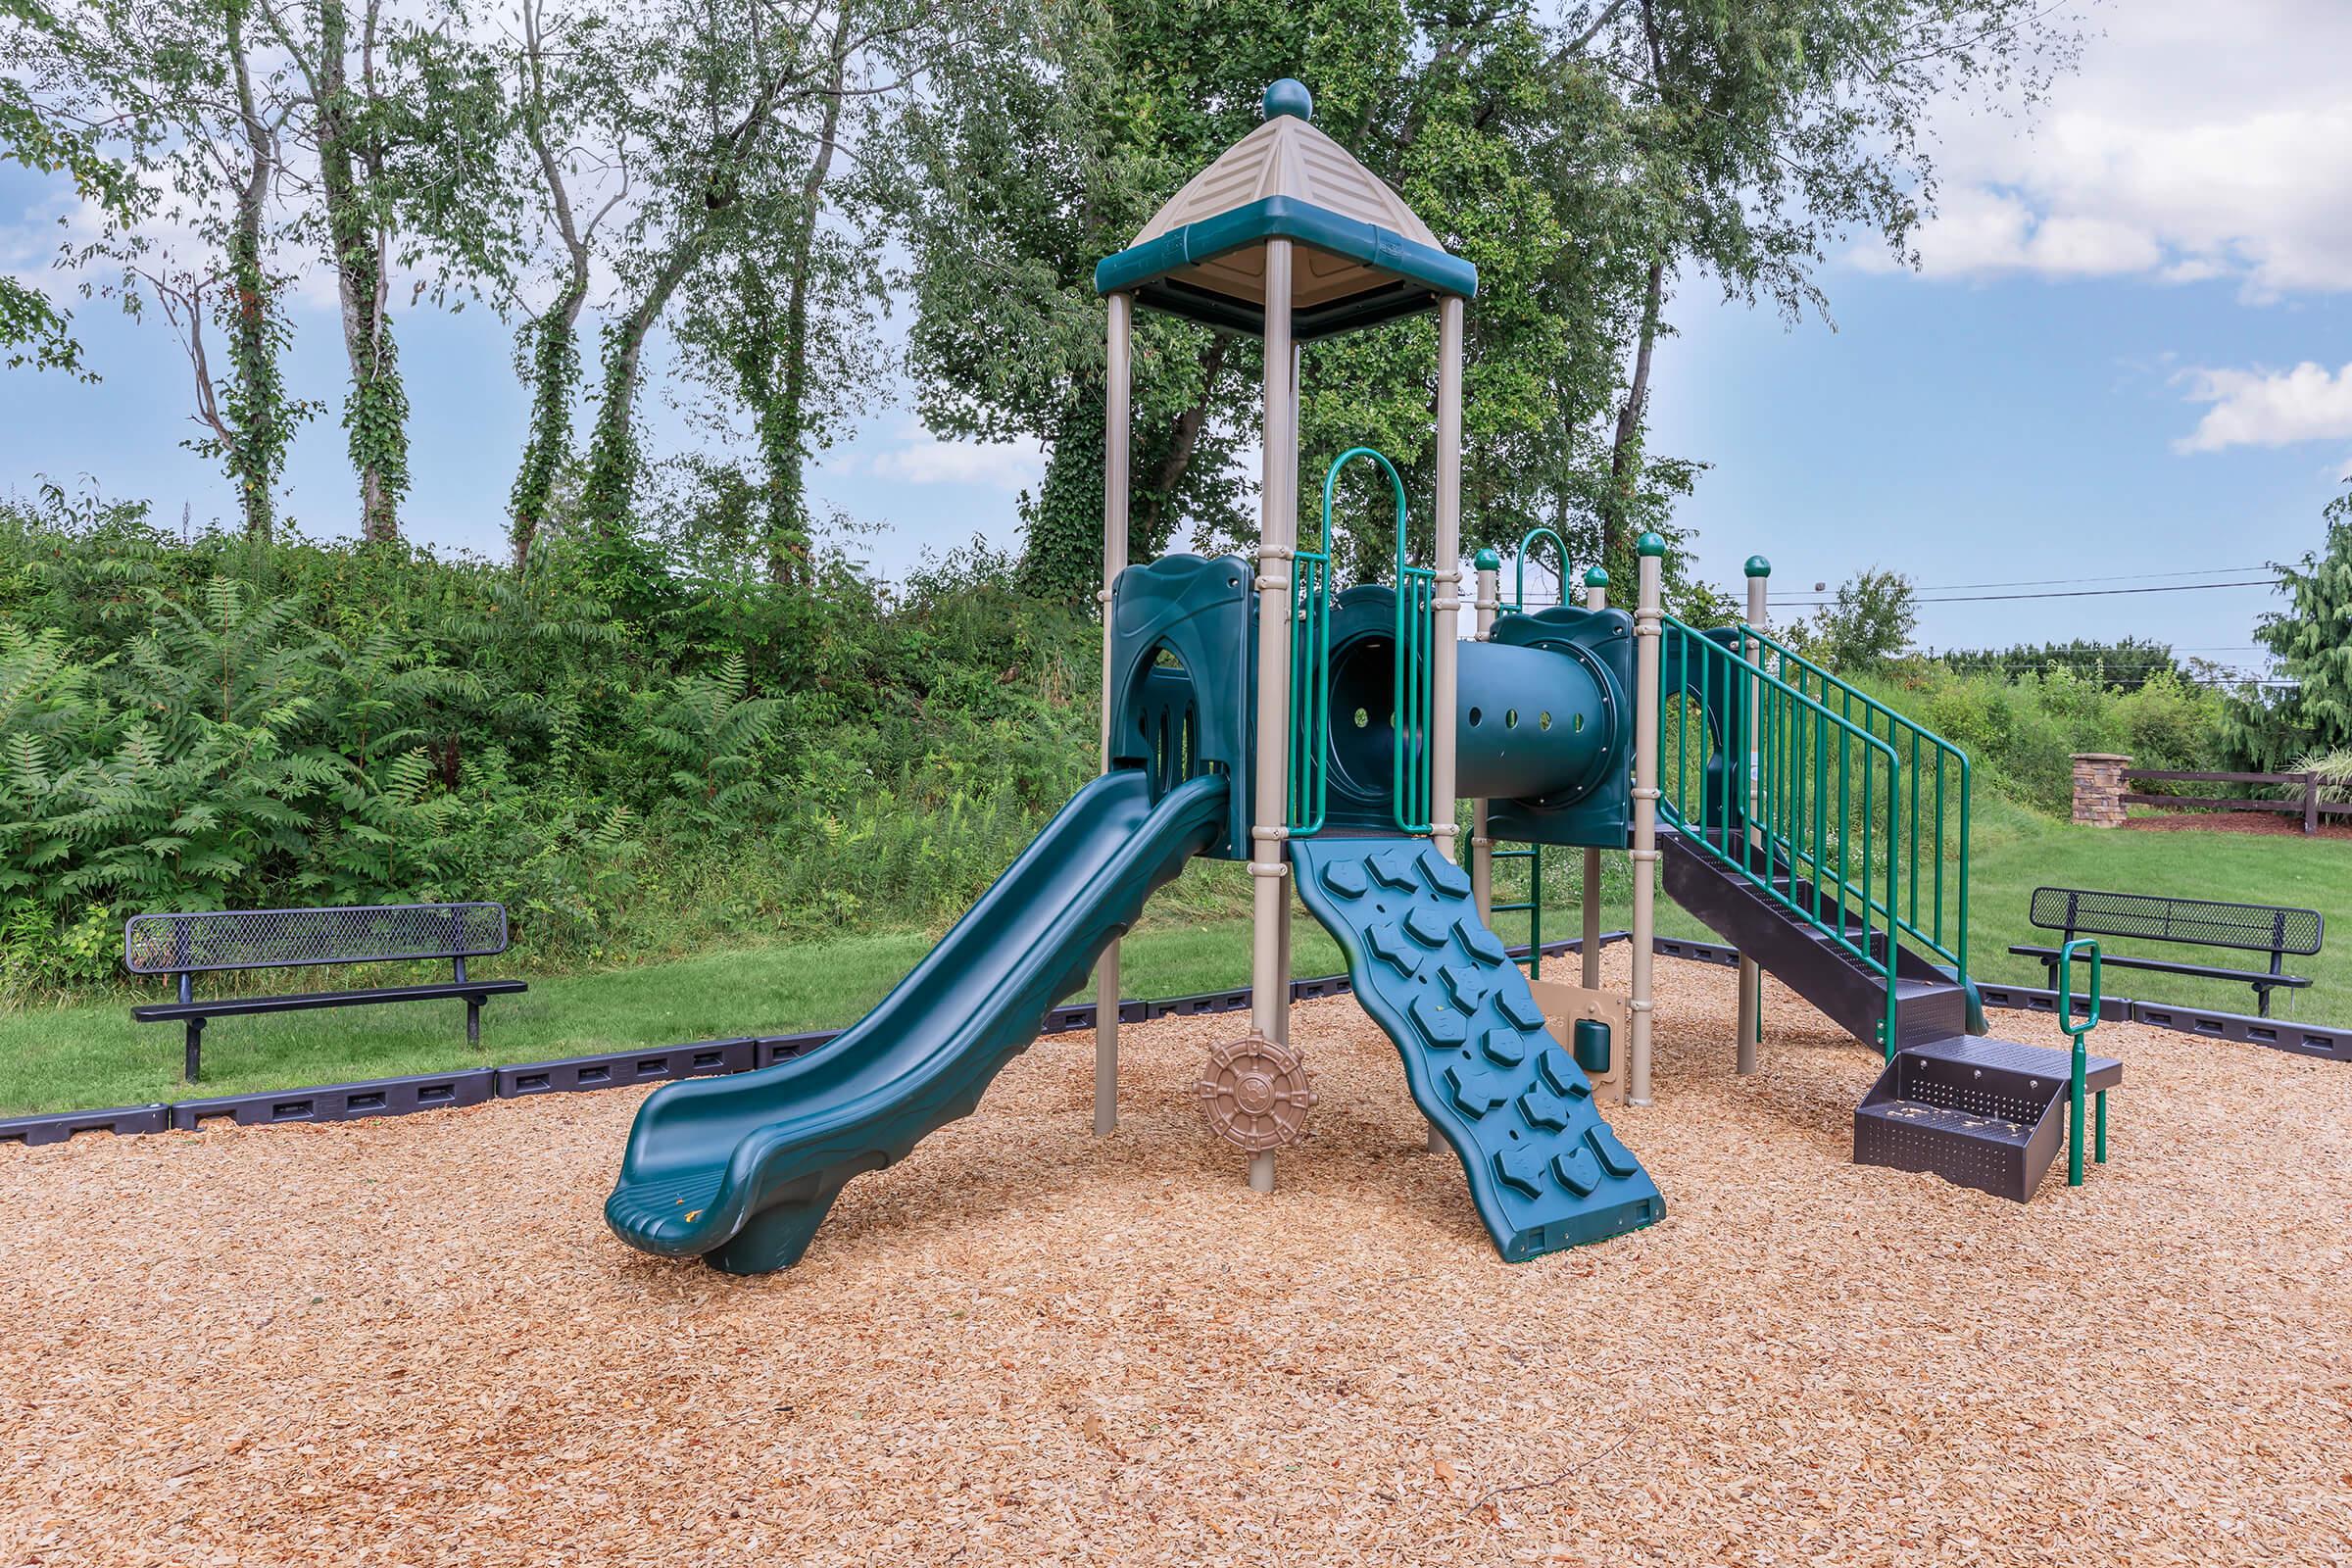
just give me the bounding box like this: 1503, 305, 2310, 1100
1656, 934, 2348, 1061
0, 934, 1633, 1150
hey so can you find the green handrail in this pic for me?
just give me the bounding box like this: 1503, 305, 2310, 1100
1286, 455, 1348, 835
1513, 526, 1571, 613
1735, 625, 1972, 992
1660, 615, 1904, 1054
2058, 937, 2104, 1186
1319, 447, 1430, 835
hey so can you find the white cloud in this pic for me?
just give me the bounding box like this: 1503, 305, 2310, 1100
1887, 1, 2352, 296
2171, 362, 2352, 454
854, 422, 1044, 489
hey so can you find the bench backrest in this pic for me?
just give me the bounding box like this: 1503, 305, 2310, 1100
124, 904, 510, 975
2026, 886, 2322, 957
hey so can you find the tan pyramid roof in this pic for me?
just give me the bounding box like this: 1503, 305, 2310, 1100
1126, 114, 1443, 315
1094, 83, 1473, 337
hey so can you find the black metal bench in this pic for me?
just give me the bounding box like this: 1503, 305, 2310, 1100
2010, 887, 2322, 1017
125, 904, 527, 1081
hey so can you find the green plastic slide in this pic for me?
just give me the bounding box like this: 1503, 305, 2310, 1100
606, 770, 1227, 1274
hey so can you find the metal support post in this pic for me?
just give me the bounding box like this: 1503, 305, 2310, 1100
1629, 534, 1665, 1105
1247, 240, 1298, 1189
1737, 556, 1770, 1075
1095, 291, 1133, 1136
1581, 566, 1608, 991
1428, 296, 1464, 861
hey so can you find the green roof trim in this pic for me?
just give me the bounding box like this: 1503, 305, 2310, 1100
1095, 195, 1477, 341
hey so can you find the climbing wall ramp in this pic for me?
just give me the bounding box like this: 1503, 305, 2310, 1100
1290, 838, 1664, 1261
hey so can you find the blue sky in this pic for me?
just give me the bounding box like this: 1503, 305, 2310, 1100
6, 0, 2349, 674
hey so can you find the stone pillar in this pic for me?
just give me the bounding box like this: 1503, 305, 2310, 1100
2072, 754, 2131, 828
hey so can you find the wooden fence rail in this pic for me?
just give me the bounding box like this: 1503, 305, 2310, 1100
2122, 768, 2352, 835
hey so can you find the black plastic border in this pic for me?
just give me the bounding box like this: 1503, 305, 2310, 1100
0, 928, 1632, 1147
495, 1038, 758, 1097
168, 1069, 494, 1130
0, 1103, 171, 1147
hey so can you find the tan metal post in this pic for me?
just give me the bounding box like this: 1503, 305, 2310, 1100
1429, 295, 1465, 862
1246, 239, 1298, 1195
1095, 292, 1132, 1136
1737, 557, 1770, 1075
1629, 533, 1665, 1105
1581, 565, 1608, 992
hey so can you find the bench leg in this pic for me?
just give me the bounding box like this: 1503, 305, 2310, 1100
2094, 1090, 2107, 1164
184, 1017, 204, 1084
2257, 986, 2273, 1018
466, 999, 481, 1047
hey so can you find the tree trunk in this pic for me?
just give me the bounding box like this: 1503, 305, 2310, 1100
1603, 253, 1664, 565
224, 0, 278, 541
761, 3, 856, 587
1130, 333, 1227, 559
508, 0, 596, 570
316, 0, 406, 544
580, 236, 707, 536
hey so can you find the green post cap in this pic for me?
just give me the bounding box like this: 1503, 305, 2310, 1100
1743, 555, 1772, 578
1472, 547, 1501, 570
1583, 565, 1609, 588
1635, 532, 1666, 559
1264, 79, 1312, 122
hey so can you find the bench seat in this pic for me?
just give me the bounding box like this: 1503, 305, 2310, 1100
2008, 944, 2310, 991
132, 979, 528, 1022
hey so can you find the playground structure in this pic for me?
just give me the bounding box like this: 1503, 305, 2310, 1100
606, 80, 2115, 1275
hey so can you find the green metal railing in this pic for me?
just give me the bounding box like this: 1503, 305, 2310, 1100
1738, 627, 1972, 986
2058, 937, 2106, 1186
1286, 455, 1346, 835
1660, 616, 1903, 1054
1489, 526, 1573, 973
1376, 451, 1434, 835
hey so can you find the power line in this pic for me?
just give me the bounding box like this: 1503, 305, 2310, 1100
1907, 563, 2275, 592
1771, 577, 2279, 608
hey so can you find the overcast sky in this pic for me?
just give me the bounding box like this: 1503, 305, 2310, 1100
5, 0, 2349, 673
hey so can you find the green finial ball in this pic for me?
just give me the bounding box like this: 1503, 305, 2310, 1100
1472, 547, 1501, 570
1264, 78, 1312, 122
1583, 565, 1609, 588
1743, 555, 1772, 579
1635, 532, 1666, 559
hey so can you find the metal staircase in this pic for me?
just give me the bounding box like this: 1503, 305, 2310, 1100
1655, 620, 2117, 1200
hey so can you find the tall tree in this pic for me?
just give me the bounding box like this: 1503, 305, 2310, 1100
503, 0, 634, 568
0, 0, 147, 376
2223, 486, 2352, 767
12, 0, 315, 536
671, 0, 893, 584
1574, 0, 2081, 569
257, 0, 506, 543
576, 0, 924, 541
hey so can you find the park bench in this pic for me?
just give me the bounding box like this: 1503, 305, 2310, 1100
125, 903, 526, 1081
2010, 887, 2322, 1017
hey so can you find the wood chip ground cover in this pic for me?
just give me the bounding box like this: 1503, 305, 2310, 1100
3, 951, 2348, 1566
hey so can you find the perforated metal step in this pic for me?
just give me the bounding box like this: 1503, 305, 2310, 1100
1853, 1035, 2119, 1201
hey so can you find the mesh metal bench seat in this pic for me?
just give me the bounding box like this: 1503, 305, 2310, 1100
2010, 887, 2322, 1017
124, 904, 525, 1081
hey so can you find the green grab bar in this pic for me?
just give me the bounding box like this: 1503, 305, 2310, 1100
2058, 937, 2104, 1186
1320, 446, 1427, 836
1287, 458, 1344, 835
1512, 526, 1571, 613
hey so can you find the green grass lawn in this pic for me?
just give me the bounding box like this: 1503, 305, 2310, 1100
4, 800, 2343, 1117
